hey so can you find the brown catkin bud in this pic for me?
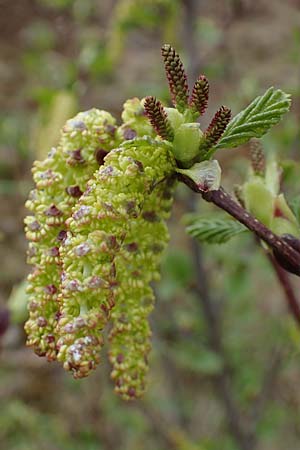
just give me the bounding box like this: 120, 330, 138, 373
250, 139, 265, 176
201, 106, 231, 152
190, 75, 209, 116
144, 96, 174, 141
161, 44, 189, 113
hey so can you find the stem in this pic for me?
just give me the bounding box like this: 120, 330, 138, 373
201, 187, 300, 276
198, 184, 300, 324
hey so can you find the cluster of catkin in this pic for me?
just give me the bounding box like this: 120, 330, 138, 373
24, 43, 235, 399
24, 98, 176, 399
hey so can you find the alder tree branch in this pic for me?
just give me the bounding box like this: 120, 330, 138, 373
193, 185, 300, 325
199, 187, 300, 276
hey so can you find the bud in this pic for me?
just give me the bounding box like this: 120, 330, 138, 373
272, 194, 300, 237
164, 107, 185, 130
243, 159, 299, 237
243, 177, 274, 227
172, 123, 203, 167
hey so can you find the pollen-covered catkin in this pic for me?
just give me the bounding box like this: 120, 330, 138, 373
109, 157, 175, 399
56, 138, 176, 379
118, 97, 155, 140
24, 109, 120, 360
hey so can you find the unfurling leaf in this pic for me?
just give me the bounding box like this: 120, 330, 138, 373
214, 87, 291, 150
186, 216, 247, 244
176, 160, 221, 192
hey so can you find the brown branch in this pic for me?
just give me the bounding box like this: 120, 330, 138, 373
200, 187, 300, 276
184, 186, 298, 448
197, 186, 300, 325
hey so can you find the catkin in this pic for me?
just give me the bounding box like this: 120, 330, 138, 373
56, 138, 175, 379
24, 109, 119, 360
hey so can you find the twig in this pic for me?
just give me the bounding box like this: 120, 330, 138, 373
200, 187, 300, 276
196, 186, 300, 324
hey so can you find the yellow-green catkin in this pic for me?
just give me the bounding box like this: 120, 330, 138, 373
118, 97, 155, 140
109, 155, 175, 399
24, 109, 120, 360
56, 138, 176, 379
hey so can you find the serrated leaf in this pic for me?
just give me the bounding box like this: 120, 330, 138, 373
213, 87, 291, 150
186, 216, 248, 244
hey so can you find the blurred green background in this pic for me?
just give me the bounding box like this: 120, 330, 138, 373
2, 0, 300, 449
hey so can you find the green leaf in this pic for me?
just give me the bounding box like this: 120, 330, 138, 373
186, 216, 248, 244
213, 87, 291, 150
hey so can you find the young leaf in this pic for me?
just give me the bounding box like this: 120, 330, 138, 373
213, 87, 291, 150
186, 216, 248, 244
176, 160, 221, 191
